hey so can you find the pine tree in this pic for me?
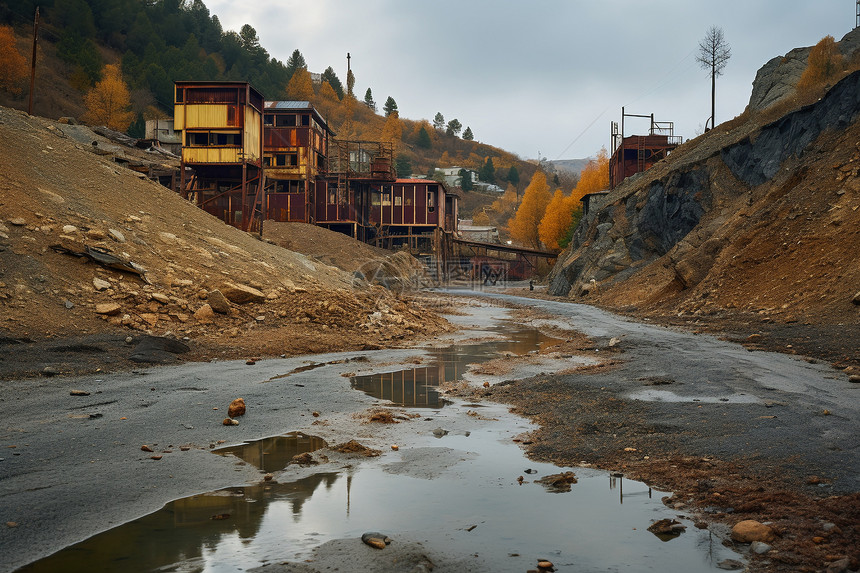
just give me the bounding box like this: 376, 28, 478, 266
446, 118, 462, 137
479, 157, 495, 183
463, 126, 474, 141
417, 126, 431, 149
285, 49, 307, 80
506, 165, 520, 188
459, 169, 474, 191
82, 64, 134, 132
383, 95, 398, 116
321, 66, 344, 100
433, 112, 445, 131
363, 87, 376, 111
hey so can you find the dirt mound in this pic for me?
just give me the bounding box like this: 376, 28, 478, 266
263, 221, 432, 291
0, 106, 451, 378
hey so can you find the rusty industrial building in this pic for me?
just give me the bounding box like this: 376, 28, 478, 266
609, 107, 682, 189
173, 81, 555, 281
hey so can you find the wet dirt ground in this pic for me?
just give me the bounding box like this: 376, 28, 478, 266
1, 293, 858, 572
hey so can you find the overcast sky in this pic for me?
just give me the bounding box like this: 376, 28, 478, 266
205, 0, 855, 161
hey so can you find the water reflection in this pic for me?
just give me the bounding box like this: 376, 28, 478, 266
214, 432, 327, 473
351, 325, 561, 408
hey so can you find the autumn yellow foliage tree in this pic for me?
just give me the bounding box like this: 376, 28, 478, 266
537, 148, 609, 250
286, 68, 314, 101
0, 25, 29, 95
538, 189, 576, 250
380, 112, 403, 153
797, 35, 842, 92
315, 81, 339, 125
509, 171, 551, 248
574, 147, 610, 200
82, 64, 134, 132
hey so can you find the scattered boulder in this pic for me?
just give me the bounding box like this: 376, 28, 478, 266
94, 302, 121, 315
227, 398, 246, 418
750, 541, 772, 554
219, 282, 266, 304
731, 520, 775, 543
222, 418, 239, 426
716, 559, 744, 570
69, 389, 90, 396
361, 532, 391, 550
207, 289, 232, 314
193, 304, 215, 324
108, 229, 126, 243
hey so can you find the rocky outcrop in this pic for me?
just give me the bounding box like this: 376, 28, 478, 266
548, 68, 860, 297
748, 27, 860, 112
725, 69, 860, 187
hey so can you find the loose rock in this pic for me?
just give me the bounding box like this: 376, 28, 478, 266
361, 532, 391, 549
647, 518, 686, 536
227, 398, 246, 418
94, 303, 121, 315
206, 289, 232, 314
69, 389, 90, 396
222, 418, 239, 426
731, 520, 774, 543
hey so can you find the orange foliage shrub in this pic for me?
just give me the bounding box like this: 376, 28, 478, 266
0, 25, 28, 95
797, 35, 842, 92
82, 64, 134, 132
509, 171, 551, 248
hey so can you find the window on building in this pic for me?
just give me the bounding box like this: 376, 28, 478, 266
427, 191, 435, 212
276, 114, 297, 127
382, 187, 391, 206
188, 132, 208, 146
301, 114, 310, 126
394, 196, 402, 207
263, 156, 272, 167
175, 87, 184, 103
264, 114, 274, 126
371, 191, 381, 207
328, 183, 337, 205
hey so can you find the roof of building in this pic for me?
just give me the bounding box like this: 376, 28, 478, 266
264, 101, 312, 109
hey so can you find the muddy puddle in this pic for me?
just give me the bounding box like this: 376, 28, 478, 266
351, 324, 562, 408
18, 320, 742, 572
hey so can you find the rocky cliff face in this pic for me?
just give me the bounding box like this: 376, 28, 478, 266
547, 67, 860, 324
748, 27, 860, 113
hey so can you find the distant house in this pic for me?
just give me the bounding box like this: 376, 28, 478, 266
437, 167, 478, 189
580, 191, 609, 217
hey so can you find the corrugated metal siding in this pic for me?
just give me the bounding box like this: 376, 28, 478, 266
174, 105, 185, 130
183, 104, 231, 128
244, 107, 261, 160
183, 147, 242, 163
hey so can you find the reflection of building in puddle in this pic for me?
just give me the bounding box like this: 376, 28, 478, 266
215, 432, 327, 472
19, 472, 343, 573
351, 326, 562, 408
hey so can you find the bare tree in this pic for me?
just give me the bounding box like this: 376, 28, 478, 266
696, 26, 731, 130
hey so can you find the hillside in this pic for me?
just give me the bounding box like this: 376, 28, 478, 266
0, 105, 450, 379
0, 1, 540, 201
547, 29, 860, 368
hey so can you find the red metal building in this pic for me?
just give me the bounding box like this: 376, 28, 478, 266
609, 108, 682, 190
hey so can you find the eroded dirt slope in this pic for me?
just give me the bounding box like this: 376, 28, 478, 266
0, 106, 449, 378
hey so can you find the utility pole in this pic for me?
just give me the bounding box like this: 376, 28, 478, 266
28, 7, 39, 116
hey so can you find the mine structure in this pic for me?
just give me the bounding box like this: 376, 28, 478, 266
609, 107, 682, 189
173, 80, 559, 281
174, 81, 266, 233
